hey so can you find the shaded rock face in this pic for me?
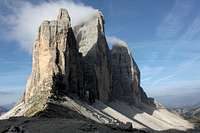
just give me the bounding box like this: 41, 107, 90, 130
111, 44, 149, 105
23, 9, 81, 113
73, 12, 112, 102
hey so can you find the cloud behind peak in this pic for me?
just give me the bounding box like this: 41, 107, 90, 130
1, 0, 97, 53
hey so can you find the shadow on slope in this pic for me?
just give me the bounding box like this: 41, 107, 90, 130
93, 100, 156, 130
93, 100, 193, 131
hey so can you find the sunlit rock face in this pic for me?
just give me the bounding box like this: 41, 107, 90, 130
23, 9, 81, 115
111, 44, 150, 105
73, 11, 112, 102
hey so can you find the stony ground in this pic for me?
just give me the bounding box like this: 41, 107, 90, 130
0, 117, 200, 133
0, 117, 148, 133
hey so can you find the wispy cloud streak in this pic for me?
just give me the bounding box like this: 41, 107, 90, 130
181, 13, 200, 40
156, 0, 193, 39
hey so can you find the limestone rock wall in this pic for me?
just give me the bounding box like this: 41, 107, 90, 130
111, 44, 150, 105
24, 9, 81, 104
73, 11, 112, 102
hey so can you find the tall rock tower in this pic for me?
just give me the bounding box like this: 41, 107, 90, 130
111, 44, 150, 105
4, 9, 82, 117
24, 9, 79, 102
74, 11, 112, 102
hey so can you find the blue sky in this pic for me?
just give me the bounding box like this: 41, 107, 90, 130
0, 0, 200, 105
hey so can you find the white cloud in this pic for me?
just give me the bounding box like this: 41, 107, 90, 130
107, 36, 128, 47
2, 0, 97, 53
106, 36, 135, 55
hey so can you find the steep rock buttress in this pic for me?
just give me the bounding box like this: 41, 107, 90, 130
111, 44, 152, 105
73, 12, 112, 102
12, 9, 81, 116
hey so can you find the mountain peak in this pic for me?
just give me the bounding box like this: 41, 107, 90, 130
57, 8, 70, 22
0, 8, 193, 132
95, 10, 105, 33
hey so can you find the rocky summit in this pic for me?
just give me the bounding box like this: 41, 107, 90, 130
0, 8, 194, 132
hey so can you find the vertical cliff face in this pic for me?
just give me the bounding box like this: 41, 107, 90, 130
111, 44, 149, 105
73, 11, 112, 102
24, 9, 81, 110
